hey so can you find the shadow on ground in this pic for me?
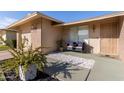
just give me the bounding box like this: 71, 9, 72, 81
44, 62, 81, 79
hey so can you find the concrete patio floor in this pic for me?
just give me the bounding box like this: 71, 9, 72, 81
1, 51, 124, 81
46, 52, 124, 81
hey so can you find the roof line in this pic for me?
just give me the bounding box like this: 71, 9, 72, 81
36, 12, 64, 23
7, 12, 64, 29
56, 11, 124, 26
0, 29, 17, 32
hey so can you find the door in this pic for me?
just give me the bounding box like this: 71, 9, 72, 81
100, 22, 118, 55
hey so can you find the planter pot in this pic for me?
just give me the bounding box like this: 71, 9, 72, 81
19, 64, 37, 81
60, 47, 64, 52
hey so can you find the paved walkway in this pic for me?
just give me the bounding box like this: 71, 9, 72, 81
0, 51, 12, 61
63, 52, 124, 81
46, 52, 124, 81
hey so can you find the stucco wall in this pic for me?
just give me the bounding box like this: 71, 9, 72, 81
119, 16, 124, 61
62, 18, 119, 55
19, 22, 32, 49
31, 18, 42, 49
89, 24, 100, 54
14, 18, 63, 53
41, 18, 63, 53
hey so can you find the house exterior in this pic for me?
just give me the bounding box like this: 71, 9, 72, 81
5, 11, 124, 61
7, 12, 63, 53
0, 29, 16, 45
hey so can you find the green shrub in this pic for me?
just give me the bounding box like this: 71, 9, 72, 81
12, 40, 16, 48
5, 39, 16, 48
0, 68, 6, 81
0, 45, 9, 51
0, 36, 47, 80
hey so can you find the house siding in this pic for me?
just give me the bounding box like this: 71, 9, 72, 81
13, 17, 63, 53
41, 18, 63, 53
119, 16, 124, 61
89, 23, 100, 54
62, 17, 119, 56
9, 13, 124, 60
31, 18, 42, 49
20, 22, 32, 49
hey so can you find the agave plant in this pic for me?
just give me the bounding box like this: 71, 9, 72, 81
0, 36, 47, 81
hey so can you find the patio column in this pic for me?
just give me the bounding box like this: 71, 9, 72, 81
16, 30, 22, 49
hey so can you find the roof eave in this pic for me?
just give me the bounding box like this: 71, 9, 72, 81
7, 12, 64, 29
56, 11, 124, 27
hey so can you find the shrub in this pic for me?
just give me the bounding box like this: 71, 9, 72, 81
0, 68, 6, 81
0, 36, 47, 80
5, 39, 16, 48
0, 45, 9, 51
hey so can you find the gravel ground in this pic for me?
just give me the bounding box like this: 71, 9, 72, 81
47, 53, 95, 69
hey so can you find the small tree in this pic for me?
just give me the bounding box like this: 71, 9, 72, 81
0, 36, 47, 81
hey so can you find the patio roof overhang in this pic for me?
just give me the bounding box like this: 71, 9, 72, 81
55, 11, 124, 27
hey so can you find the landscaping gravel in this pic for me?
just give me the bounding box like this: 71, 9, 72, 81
47, 53, 95, 69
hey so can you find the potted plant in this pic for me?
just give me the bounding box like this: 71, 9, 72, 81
0, 37, 47, 81
56, 40, 65, 52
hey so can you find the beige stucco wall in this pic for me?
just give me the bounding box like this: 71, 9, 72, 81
62, 18, 119, 55
41, 18, 63, 53
19, 22, 32, 49
15, 18, 42, 50
14, 17, 63, 53
89, 23, 100, 54
62, 27, 70, 41
118, 16, 124, 61
31, 18, 42, 49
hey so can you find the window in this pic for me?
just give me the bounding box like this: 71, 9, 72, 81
69, 27, 78, 42
69, 26, 89, 43
78, 26, 89, 43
